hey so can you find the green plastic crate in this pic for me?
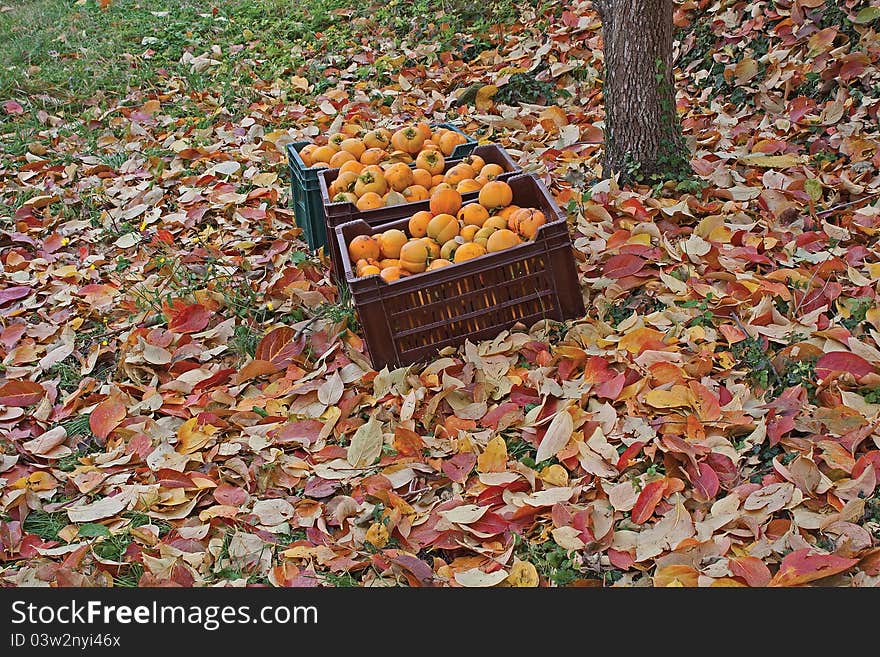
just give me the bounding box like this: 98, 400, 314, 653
286, 123, 476, 252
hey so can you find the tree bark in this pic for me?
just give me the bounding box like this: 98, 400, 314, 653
594, 0, 688, 181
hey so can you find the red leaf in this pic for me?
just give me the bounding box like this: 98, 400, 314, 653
593, 372, 626, 400
157, 469, 194, 489
390, 554, 434, 586
604, 254, 646, 279
853, 451, 880, 480
608, 549, 635, 570
3, 100, 24, 115
468, 511, 509, 537
767, 414, 796, 446
480, 402, 520, 429
690, 462, 720, 501
167, 304, 211, 334
192, 368, 235, 391
0, 286, 32, 306
255, 327, 304, 368
273, 420, 323, 446
510, 385, 541, 407
769, 549, 859, 586
631, 479, 668, 524
0, 380, 45, 407
213, 484, 249, 506
89, 398, 126, 440
728, 556, 772, 587
616, 441, 645, 471
442, 452, 476, 484
815, 351, 876, 380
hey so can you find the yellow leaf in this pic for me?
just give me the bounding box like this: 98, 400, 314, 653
734, 58, 758, 84
176, 418, 219, 455
506, 561, 540, 587
282, 545, 318, 559
645, 385, 691, 409
475, 84, 498, 111
12, 471, 57, 491
477, 435, 508, 473
365, 522, 389, 548
290, 75, 310, 92
737, 153, 807, 168
710, 577, 747, 587
252, 172, 278, 187
625, 233, 652, 246
539, 464, 569, 487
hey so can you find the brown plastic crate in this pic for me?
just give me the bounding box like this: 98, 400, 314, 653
319, 144, 521, 277
334, 174, 585, 370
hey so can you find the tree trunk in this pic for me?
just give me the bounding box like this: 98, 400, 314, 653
594, 0, 689, 181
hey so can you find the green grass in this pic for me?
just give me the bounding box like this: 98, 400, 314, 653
1, 0, 531, 128
23, 510, 69, 541
1, 0, 222, 113
512, 534, 583, 587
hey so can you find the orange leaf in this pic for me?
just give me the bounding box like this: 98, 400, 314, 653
393, 426, 424, 457
255, 327, 304, 368
89, 398, 126, 440
618, 328, 668, 355
688, 381, 722, 421
0, 380, 45, 407
235, 359, 279, 383
768, 549, 858, 587
12, 471, 58, 491
653, 565, 699, 587
728, 556, 772, 587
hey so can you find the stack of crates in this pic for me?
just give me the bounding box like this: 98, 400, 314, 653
287, 122, 586, 370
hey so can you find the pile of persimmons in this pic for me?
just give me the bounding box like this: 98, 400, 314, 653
301, 123, 504, 210
347, 180, 548, 282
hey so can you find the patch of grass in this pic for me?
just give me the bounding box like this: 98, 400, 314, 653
230, 323, 261, 361
606, 292, 666, 328
320, 570, 362, 587
860, 387, 880, 404
123, 511, 170, 536
23, 510, 68, 541
316, 281, 358, 331
513, 534, 581, 587
674, 294, 716, 328
748, 442, 784, 483
863, 495, 880, 539
775, 357, 818, 402
92, 532, 134, 562
113, 562, 144, 587
495, 71, 557, 106
47, 355, 82, 392
502, 431, 557, 470
838, 296, 873, 333
729, 334, 818, 402
730, 335, 778, 393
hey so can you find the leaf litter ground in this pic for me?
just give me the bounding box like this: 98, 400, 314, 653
1, 0, 880, 587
